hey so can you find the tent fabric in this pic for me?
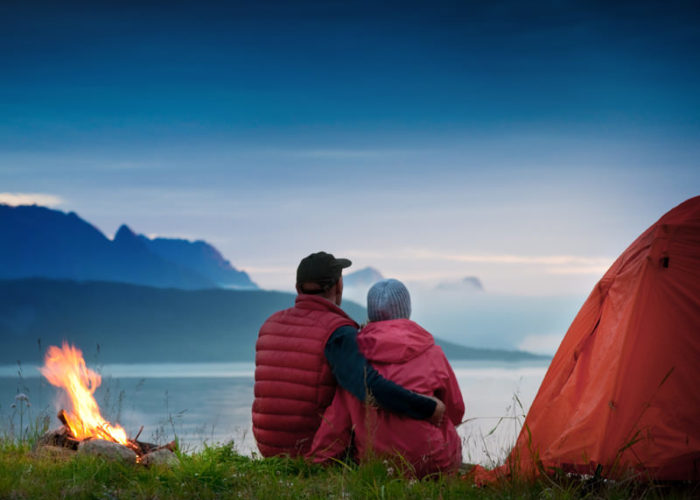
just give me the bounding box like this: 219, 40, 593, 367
496, 196, 700, 481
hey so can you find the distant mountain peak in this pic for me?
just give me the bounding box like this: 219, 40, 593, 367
344, 267, 384, 288
114, 224, 137, 241
436, 276, 484, 292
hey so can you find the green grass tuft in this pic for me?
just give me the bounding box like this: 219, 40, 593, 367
1, 437, 697, 499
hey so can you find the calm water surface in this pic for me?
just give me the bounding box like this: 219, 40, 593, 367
1, 360, 548, 465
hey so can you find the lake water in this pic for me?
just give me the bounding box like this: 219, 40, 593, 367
0, 360, 549, 466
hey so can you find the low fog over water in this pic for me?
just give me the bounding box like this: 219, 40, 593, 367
343, 282, 586, 355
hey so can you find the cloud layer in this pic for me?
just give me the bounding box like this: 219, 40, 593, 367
0, 192, 63, 207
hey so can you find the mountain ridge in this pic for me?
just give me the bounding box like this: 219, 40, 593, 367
139, 234, 255, 289
0, 204, 256, 290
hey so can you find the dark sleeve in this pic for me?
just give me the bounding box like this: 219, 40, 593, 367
324, 325, 437, 420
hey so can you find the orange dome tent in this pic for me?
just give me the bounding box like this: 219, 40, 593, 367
493, 196, 700, 481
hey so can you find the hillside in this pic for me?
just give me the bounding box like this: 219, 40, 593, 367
0, 279, 548, 364
0, 278, 361, 364
434, 338, 546, 362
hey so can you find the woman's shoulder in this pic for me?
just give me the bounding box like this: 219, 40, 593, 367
360, 318, 433, 337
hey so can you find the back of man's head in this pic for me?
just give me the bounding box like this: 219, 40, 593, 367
296, 251, 352, 297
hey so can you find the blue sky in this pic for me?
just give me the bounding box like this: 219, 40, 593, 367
2, 0, 699, 295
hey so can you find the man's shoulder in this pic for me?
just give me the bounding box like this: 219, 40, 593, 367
260, 305, 357, 340
261, 302, 345, 325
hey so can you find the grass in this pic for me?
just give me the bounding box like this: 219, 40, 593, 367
0, 437, 698, 499
1, 359, 697, 499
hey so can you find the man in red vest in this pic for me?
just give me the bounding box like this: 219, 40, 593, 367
252, 251, 445, 457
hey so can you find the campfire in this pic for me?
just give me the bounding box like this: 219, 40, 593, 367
37, 342, 176, 464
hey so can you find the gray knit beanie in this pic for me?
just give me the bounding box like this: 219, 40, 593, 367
367, 279, 412, 322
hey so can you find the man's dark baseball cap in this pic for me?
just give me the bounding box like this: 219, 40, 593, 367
296, 251, 352, 285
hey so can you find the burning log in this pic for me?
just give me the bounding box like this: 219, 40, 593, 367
36, 412, 82, 450
57, 409, 69, 427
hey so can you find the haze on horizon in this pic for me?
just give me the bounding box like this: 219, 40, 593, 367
1, 1, 699, 298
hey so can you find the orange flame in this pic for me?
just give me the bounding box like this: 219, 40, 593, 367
40, 342, 129, 446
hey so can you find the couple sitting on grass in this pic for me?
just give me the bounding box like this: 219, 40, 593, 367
252, 252, 464, 477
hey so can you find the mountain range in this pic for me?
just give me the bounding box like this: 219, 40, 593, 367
0, 204, 256, 290
0, 278, 548, 364
0, 204, 547, 363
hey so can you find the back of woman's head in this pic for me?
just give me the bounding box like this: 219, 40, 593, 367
367, 279, 411, 322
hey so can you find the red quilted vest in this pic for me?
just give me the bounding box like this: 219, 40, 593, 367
252, 294, 358, 457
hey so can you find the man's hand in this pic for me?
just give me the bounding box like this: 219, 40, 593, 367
425, 395, 446, 426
